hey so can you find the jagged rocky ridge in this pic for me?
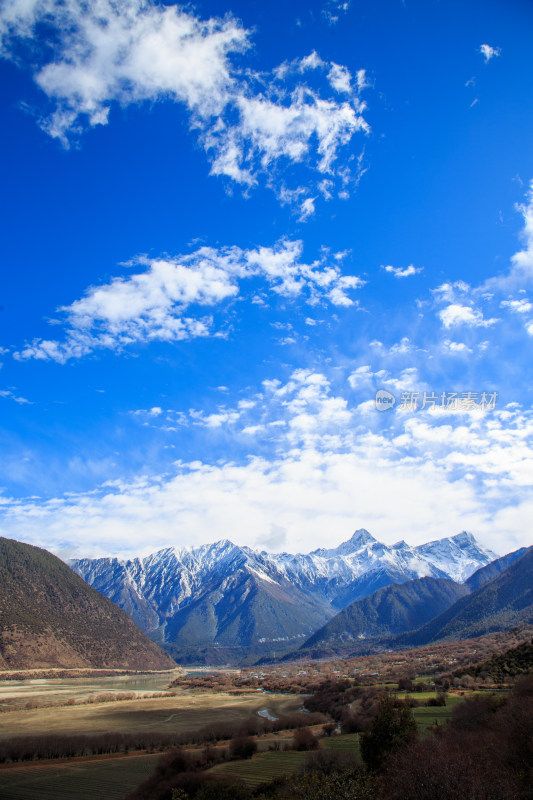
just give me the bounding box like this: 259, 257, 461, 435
71, 530, 496, 664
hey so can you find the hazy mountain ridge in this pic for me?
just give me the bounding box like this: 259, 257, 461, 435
71, 529, 496, 663
0, 537, 176, 671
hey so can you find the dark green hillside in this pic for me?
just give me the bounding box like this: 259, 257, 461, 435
465, 547, 528, 591
295, 577, 468, 658
402, 547, 533, 647
0, 537, 176, 670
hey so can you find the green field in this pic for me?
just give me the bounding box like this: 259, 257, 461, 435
0, 753, 161, 800
411, 693, 463, 733
402, 691, 440, 700
322, 732, 360, 754
209, 733, 361, 787
208, 695, 466, 791
209, 750, 309, 787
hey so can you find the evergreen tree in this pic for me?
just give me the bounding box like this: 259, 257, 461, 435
360, 694, 417, 772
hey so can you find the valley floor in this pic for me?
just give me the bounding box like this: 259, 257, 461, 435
0, 689, 303, 740
1, 630, 528, 800
0, 699, 464, 800
0, 678, 306, 799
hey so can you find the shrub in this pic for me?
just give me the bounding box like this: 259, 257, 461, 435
293, 727, 319, 751
426, 694, 446, 707
229, 736, 257, 760
397, 677, 414, 691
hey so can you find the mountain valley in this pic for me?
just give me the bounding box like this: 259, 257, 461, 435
71, 529, 497, 664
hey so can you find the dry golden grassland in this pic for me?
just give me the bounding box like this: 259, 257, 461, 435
0, 688, 303, 740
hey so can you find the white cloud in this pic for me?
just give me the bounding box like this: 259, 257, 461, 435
478, 184, 533, 295
0, 0, 247, 133
347, 364, 421, 394
0, 0, 369, 211
381, 367, 420, 393
347, 365, 373, 389
14, 240, 364, 362
431, 280, 471, 303
442, 339, 473, 355
327, 63, 353, 94
505, 184, 533, 281
480, 44, 501, 63
208, 64, 369, 197
389, 337, 414, 355
382, 264, 423, 279
439, 303, 498, 329
501, 298, 532, 314
3, 372, 532, 558
139, 368, 355, 449
190, 409, 241, 428
298, 197, 317, 221
429, 184, 533, 340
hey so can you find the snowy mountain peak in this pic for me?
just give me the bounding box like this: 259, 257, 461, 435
391, 540, 409, 549
310, 528, 378, 558
450, 531, 476, 546
415, 531, 498, 583
347, 529, 377, 548
70, 528, 500, 663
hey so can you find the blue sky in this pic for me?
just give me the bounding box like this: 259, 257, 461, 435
0, 0, 532, 559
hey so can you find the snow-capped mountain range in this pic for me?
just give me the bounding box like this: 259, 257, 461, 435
70, 530, 497, 664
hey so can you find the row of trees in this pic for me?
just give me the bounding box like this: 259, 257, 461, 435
0, 710, 326, 763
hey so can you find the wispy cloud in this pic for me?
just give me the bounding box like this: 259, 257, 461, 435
323, 0, 351, 25
425, 184, 533, 341
14, 240, 364, 362
486, 182, 533, 290
441, 339, 473, 355
0, 0, 369, 213
0, 388, 32, 404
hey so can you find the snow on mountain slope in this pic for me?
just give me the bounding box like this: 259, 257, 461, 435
416, 531, 498, 582
70, 530, 497, 663
267, 529, 496, 607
